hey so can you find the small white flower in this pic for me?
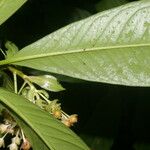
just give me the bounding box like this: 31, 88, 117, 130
0, 124, 9, 133
12, 136, 21, 145
8, 143, 18, 150
0, 137, 5, 148
7, 128, 14, 135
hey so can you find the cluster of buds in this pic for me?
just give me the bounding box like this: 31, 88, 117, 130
0, 110, 31, 150
4, 66, 78, 150
15, 72, 78, 127
8, 66, 78, 127
44, 100, 78, 127
61, 113, 78, 127
21, 85, 78, 127
0, 45, 79, 149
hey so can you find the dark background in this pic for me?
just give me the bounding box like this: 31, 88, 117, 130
0, 0, 150, 149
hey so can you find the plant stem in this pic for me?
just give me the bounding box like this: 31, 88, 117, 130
13, 73, 17, 94
61, 110, 69, 118
2, 132, 8, 138
38, 92, 50, 104
0, 48, 6, 57
8, 66, 26, 94
8, 66, 28, 79
18, 81, 27, 94
21, 129, 26, 142
8, 66, 32, 94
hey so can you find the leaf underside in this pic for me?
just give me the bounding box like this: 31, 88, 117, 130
0, 88, 89, 150
0, 1, 150, 86
0, 0, 26, 26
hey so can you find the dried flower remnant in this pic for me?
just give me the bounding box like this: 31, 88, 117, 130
20, 130, 31, 150
20, 138, 31, 150
0, 110, 31, 150
61, 112, 78, 127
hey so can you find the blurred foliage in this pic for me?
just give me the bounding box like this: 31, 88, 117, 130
134, 143, 150, 150
95, 0, 128, 12
80, 135, 113, 150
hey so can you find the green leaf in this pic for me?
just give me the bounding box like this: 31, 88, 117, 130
95, 0, 128, 12
0, 88, 89, 150
0, 0, 27, 26
0, 1, 150, 86
28, 75, 65, 92
0, 71, 14, 91
5, 41, 19, 59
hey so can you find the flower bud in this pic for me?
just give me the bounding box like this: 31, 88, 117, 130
12, 136, 21, 145
20, 138, 31, 150
61, 119, 71, 127
68, 114, 78, 124
0, 138, 5, 148
8, 143, 18, 150
45, 99, 61, 113
6, 127, 14, 135
0, 124, 9, 133
35, 99, 45, 108
53, 110, 62, 119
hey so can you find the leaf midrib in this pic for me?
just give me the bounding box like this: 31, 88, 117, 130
0, 43, 149, 65
0, 89, 88, 150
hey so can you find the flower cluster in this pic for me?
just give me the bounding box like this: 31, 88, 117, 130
4, 66, 78, 149
21, 85, 78, 127
8, 66, 78, 128
0, 110, 31, 150
0, 44, 79, 149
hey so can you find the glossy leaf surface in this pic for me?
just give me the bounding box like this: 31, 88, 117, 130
28, 75, 65, 92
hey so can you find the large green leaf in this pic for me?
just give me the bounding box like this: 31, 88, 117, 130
0, 1, 150, 86
0, 0, 26, 26
0, 88, 89, 150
